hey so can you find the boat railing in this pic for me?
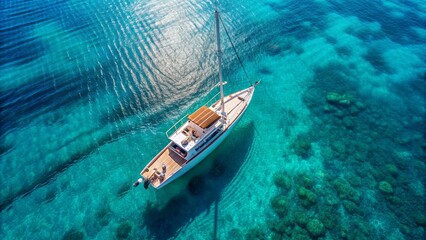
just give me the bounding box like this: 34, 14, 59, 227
166, 114, 189, 138
166, 92, 222, 138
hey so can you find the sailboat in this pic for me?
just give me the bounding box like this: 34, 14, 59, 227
134, 10, 259, 189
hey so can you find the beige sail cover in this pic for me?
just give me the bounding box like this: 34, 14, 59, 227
188, 106, 220, 129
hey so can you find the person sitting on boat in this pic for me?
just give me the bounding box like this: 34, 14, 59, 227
159, 172, 165, 181
154, 167, 164, 181
191, 130, 199, 139
181, 138, 189, 146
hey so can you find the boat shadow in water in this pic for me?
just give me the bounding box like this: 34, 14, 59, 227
141, 121, 255, 239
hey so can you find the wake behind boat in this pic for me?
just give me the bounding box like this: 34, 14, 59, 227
134, 10, 258, 190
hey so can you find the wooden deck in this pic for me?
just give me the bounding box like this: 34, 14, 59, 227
141, 147, 187, 188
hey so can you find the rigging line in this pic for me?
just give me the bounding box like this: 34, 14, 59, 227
218, 13, 252, 86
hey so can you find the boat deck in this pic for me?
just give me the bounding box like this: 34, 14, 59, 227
141, 147, 187, 188
215, 88, 251, 125
139, 87, 254, 189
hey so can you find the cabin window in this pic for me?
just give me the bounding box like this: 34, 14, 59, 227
195, 129, 221, 152
172, 144, 187, 157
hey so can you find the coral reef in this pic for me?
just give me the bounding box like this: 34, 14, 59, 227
294, 210, 309, 227
378, 181, 394, 194
413, 214, 426, 227
273, 171, 291, 190
306, 219, 325, 237
342, 200, 358, 214
292, 134, 313, 158
292, 59, 426, 239
297, 186, 318, 207
333, 178, 361, 203
318, 206, 338, 229
270, 194, 288, 216
297, 174, 314, 189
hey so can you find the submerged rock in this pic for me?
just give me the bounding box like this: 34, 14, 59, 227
326, 92, 353, 106
318, 206, 338, 229
384, 164, 399, 177
414, 213, 426, 227
271, 195, 288, 216
294, 210, 309, 227
306, 219, 325, 237
347, 173, 362, 187
299, 174, 314, 189
400, 224, 411, 235
342, 200, 358, 214
333, 178, 361, 203
273, 171, 291, 189
297, 187, 318, 206
324, 92, 365, 119
292, 134, 312, 158
378, 181, 394, 194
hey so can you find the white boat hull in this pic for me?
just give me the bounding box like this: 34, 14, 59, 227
155, 87, 254, 189
157, 105, 246, 189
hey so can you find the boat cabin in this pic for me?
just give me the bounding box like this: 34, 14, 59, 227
168, 105, 223, 160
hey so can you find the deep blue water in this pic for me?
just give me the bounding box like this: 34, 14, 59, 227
1, 0, 425, 239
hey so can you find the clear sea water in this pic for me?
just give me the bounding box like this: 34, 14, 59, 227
1, 0, 425, 239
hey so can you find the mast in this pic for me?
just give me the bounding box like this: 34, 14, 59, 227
215, 10, 226, 118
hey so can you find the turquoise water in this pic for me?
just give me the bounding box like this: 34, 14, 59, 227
1, 0, 425, 239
